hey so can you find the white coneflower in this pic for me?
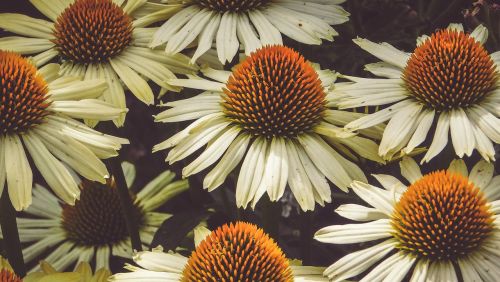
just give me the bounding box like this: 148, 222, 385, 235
315, 157, 500, 282
24, 261, 110, 282
149, 0, 350, 64
111, 222, 328, 281
0, 51, 126, 211
0, 0, 198, 125
154, 45, 384, 211
334, 23, 500, 162
8, 162, 189, 271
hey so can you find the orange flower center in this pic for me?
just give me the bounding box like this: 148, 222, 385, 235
61, 179, 143, 246
223, 45, 326, 138
0, 51, 50, 134
403, 29, 497, 110
0, 269, 22, 282
181, 222, 293, 282
195, 0, 271, 12
392, 171, 494, 261
53, 0, 133, 64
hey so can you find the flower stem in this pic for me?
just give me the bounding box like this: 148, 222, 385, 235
107, 158, 143, 251
0, 188, 26, 277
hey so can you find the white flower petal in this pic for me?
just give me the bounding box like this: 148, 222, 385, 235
469, 160, 494, 190
4, 134, 32, 211
322, 239, 396, 282
353, 38, 410, 68
216, 12, 239, 64
22, 132, 80, 206
351, 181, 395, 215
372, 174, 407, 194
421, 111, 450, 163
447, 159, 468, 177
183, 126, 241, 177
449, 108, 475, 158
285, 141, 316, 211
335, 204, 387, 222
191, 13, 221, 63
236, 138, 268, 209
204, 133, 251, 191
0, 13, 54, 39
109, 57, 154, 105
400, 157, 422, 184
258, 137, 288, 204
410, 259, 429, 282
470, 24, 488, 44
314, 219, 392, 244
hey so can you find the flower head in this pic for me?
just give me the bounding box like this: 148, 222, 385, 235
335, 24, 500, 162
0, 0, 198, 125
155, 45, 383, 211
111, 222, 327, 281
315, 157, 500, 281
8, 162, 189, 271
0, 51, 127, 211
148, 0, 350, 64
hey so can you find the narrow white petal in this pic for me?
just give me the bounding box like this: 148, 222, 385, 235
449, 108, 475, 157
166, 9, 212, 55
421, 111, 450, 163
236, 138, 267, 209
191, 13, 221, 63
298, 134, 353, 191
404, 109, 435, 154
322, 239, 396, 282
351, 181, 395, 215
379, 103, 422, 157
458, 257, 482, 282
0, 36, 54, 54
400, 157, 422, 184
426, 261, 458, 282
247, 9, 282, 45
360, 252, 415, 282
216, 12, 239, 63
285, 141, 316, 211
183, 126, 241, 177
259, 137, 288, 203
470, 24, 488, 44
0, 13, 54, 39
29, 0, 67, 21
109, 57, 154, 105
410, 259, 429, 282
314, 219, 392, 244
204, 134, 251, 191
4, 134, 32, 211
335, 204, 387, 222
469, 160, 494, 190
353, 38, 410, 68
447, 159, 468, 177
22, 133, 80, 206
372, 174, 407, 194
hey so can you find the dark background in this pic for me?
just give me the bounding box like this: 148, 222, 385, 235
1, 0, 500, 278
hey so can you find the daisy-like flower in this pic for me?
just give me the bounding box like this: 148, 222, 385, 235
149, 0, 350, 64
334, 23, 500, 162
0, 51, 126, 211
9, 162, 189, 271
24, 261, 110, 282
0, 256, 21, 282
111, 221, 328, 281
154, 45, 383, 211
0, 0, 198, 125
315, 157, 500, 282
